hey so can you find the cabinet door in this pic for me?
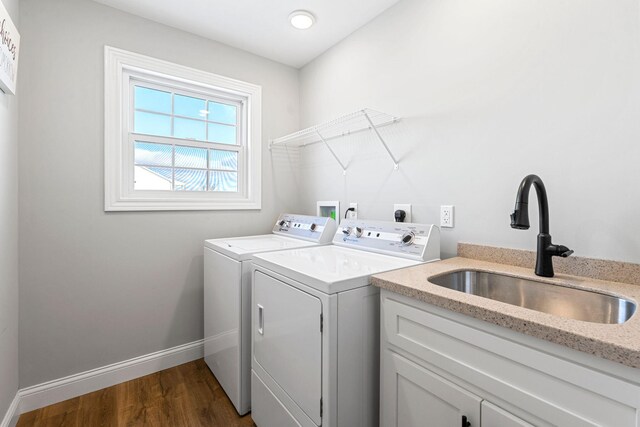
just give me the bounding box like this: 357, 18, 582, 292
381, 350, 481, 427
482, 401, 534, 427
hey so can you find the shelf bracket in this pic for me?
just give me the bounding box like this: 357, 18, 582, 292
316, 130, 347, 175
362, 110, 399, 170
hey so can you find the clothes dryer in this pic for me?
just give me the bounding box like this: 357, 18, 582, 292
250, 219, 440, 426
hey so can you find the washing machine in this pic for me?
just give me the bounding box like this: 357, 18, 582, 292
204, 213, 337, 415
250, 219, 440, 427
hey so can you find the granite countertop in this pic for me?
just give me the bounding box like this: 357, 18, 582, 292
371, 256, 640, 368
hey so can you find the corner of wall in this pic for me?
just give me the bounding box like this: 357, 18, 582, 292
0, 0, 20, 423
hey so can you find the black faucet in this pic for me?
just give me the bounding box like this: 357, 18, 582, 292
510, 174, 574, 277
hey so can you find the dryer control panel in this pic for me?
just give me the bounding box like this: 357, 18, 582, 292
334, 219, 440, 262
272, 214, 337, 244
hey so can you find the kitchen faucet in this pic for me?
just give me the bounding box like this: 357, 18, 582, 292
510, 174, 574, 277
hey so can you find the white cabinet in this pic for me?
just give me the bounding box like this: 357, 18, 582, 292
380, 290, 640, 427
382, 349, 480, 427
481, 401, 533, 427
382, 348, 534, 427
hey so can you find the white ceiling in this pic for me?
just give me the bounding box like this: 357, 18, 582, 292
93, 0, 401, 68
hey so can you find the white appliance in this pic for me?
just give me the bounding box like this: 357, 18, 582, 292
250, 219, 440, 427
204, 213, 337, 415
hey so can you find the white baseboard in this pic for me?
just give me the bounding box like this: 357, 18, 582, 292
0, 393, 20, 427
18, 339, 204, 414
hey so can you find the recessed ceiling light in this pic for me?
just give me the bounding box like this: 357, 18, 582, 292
289, 10, 315, 30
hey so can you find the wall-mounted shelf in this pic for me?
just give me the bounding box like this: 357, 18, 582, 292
269, 108, 401, 174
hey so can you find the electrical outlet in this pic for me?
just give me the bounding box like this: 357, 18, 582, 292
440, 205, 454, 228
348, 203, 358, 219
393, 204, 412, 223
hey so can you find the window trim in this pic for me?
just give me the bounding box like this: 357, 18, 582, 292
105, 46, 262, 211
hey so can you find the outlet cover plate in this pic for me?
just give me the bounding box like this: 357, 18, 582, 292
440, 205, 454, 228
348, 202, 358, 219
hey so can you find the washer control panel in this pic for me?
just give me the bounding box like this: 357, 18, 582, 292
334, 219, 440, 261
272, 213, 337, 244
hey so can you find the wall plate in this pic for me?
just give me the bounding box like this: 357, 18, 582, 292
348, 202, 358, 219
440, 205, 454, 228
317, 200, 340, 221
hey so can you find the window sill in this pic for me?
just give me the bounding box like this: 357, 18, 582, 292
105, 197, 262, 212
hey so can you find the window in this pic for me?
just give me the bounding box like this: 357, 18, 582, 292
105, 46, 262, 211
131, 85, 240, 193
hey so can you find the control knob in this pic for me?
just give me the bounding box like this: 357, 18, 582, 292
310, 223, 317, 231
353, 227, 364, 238
401, 231, 415, 246
279, 220, 290, 228
342, 227, 353, 236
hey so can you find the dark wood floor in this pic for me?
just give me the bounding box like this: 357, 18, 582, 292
17, 359, 255, 427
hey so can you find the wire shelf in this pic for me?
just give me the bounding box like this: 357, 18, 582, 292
269, 109, 401, 173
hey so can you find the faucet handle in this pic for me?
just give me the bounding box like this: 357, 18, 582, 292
559, 248, 574, 258
551, 244, 573, 258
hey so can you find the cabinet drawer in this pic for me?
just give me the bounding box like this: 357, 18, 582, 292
382, 293, 639, 427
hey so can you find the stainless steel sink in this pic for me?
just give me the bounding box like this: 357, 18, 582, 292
428, 270, 636, 324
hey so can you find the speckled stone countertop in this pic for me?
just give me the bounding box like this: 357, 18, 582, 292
458, 242, 640, 286
372, 255, 640, 369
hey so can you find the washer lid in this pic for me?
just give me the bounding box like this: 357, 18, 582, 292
205, 235, 322, 261
252, 245, 422, 294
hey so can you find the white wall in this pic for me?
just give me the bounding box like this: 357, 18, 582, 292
18, 0, 300, 387
299, 0, 640, 262
0, 0, 19, 417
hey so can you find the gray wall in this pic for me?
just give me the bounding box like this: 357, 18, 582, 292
299, 0, 640, 263
0, 0, 19, 416
14, 0, 640, 393
19, 0, 300, 387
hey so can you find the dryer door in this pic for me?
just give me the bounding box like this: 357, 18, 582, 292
254, 271, 322, 425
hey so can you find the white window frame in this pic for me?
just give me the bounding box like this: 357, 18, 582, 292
104, 46, 262, 211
